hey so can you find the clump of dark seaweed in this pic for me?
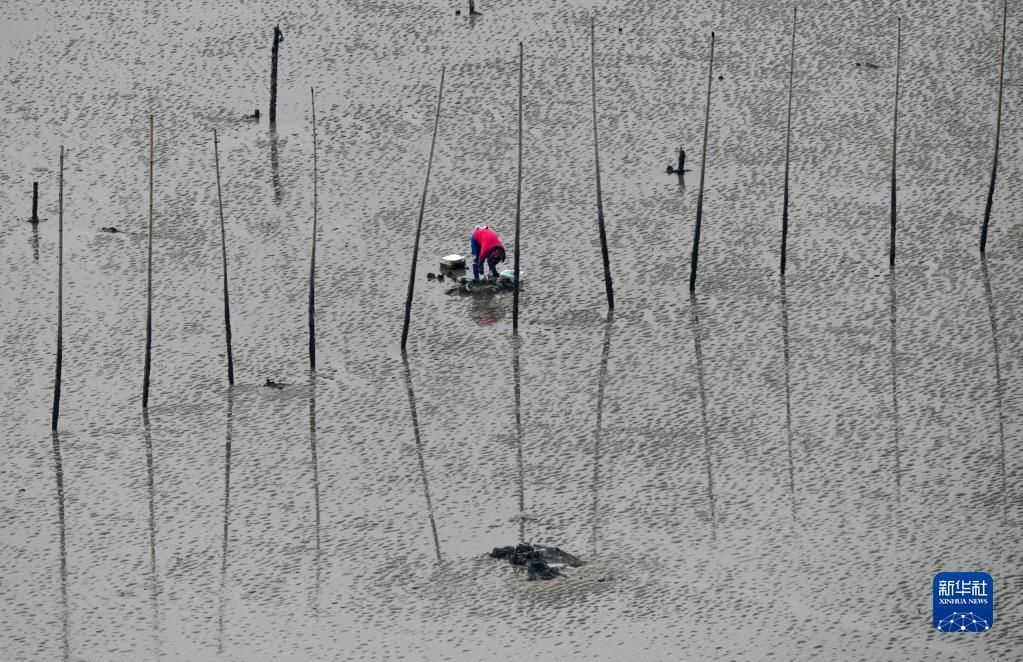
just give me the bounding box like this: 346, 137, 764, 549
488, 543, 585, 581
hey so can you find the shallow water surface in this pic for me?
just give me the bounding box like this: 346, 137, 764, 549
2, 0, 1021, 660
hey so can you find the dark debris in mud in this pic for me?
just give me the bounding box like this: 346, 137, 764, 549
447, 275, 516, 296
489, 543, 585, 581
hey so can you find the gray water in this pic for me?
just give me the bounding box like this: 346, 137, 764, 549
2, 0, 1022, 660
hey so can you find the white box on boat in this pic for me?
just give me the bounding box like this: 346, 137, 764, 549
440, 254, 466, 269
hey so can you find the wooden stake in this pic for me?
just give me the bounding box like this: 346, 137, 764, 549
213, 130, 235, 386
309, 88, 318, 371
143, 115, 154, 409
401, 66, 446, 353
269, 25, 283, 123
513, 42, 524, 331
32, 181, 39, 223
689, 32, 715, 292
980, 0, 1008, 253
590, 16, 615, 310
889, 18, 901, 267
781, 11, 796, 275
51, 147, 64, 431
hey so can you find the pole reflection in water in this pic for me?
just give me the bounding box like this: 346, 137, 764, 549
981, 256, 1007, 524
512, 334, 525, 543
142, 411, 160, 652
402, 357, 442, 562
591, 313, 613, 556
51, 432, 69, 662
309, 376, 321, 614
270, 125, 282, 205
780, 278, 797, 521
31, 221, 40, 262
888, 271, 901, 503
689, 294, 716, 536
217, 388, 233, 654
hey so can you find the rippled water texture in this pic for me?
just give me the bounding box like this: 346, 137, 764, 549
2, 0, 1022, 659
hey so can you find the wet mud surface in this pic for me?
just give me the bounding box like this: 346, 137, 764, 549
2, 0, 1022, 660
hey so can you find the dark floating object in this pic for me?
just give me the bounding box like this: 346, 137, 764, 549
427, 272, 436, 279
455, 9, 461, 15
489, 543, 585, 581
718, 74, 724, 80
248, 108, 261, 120
100, 226, 119, 233
263, 378, 286, 389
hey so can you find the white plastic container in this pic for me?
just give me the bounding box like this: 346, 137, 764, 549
440, 254, 466, 269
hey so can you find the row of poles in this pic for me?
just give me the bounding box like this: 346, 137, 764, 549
44, 5, 1011, 429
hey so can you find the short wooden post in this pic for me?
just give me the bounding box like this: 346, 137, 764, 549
31, 181, 39, 223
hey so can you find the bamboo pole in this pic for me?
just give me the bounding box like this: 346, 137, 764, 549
590, 16, 615, 310
780, 10, 796, 275
980, 0, 1008, 253
513, 42, 524, 331
269, 25, 283, 123
143, 115, 154, 409
689, 32, 715, 292
889, 18, 901, 267
309, 88, 318, 371
213, 130, 235, 385
51, 147, 64, 431
401, 66, 446, 353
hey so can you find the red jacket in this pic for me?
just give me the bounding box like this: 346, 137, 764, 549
473, 226, 504, 263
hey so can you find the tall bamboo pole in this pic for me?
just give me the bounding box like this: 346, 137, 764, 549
401, 66, 446, 353
780, 11, 796, 275
51, 147, 64, 431
689, 33, 715, 292
513, 42, 524, 331
980, 0, 1008, 253
213, 130, 235, 385
309, 88, 318, 371
590, 16, 614, 310
143, 116, 154, 409
889, 18, 901, 267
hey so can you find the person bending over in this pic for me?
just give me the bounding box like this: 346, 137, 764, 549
470, 224, 506, 280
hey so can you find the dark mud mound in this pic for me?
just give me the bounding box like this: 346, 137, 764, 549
489, 543, 585, 581
446, 275, 516, 296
